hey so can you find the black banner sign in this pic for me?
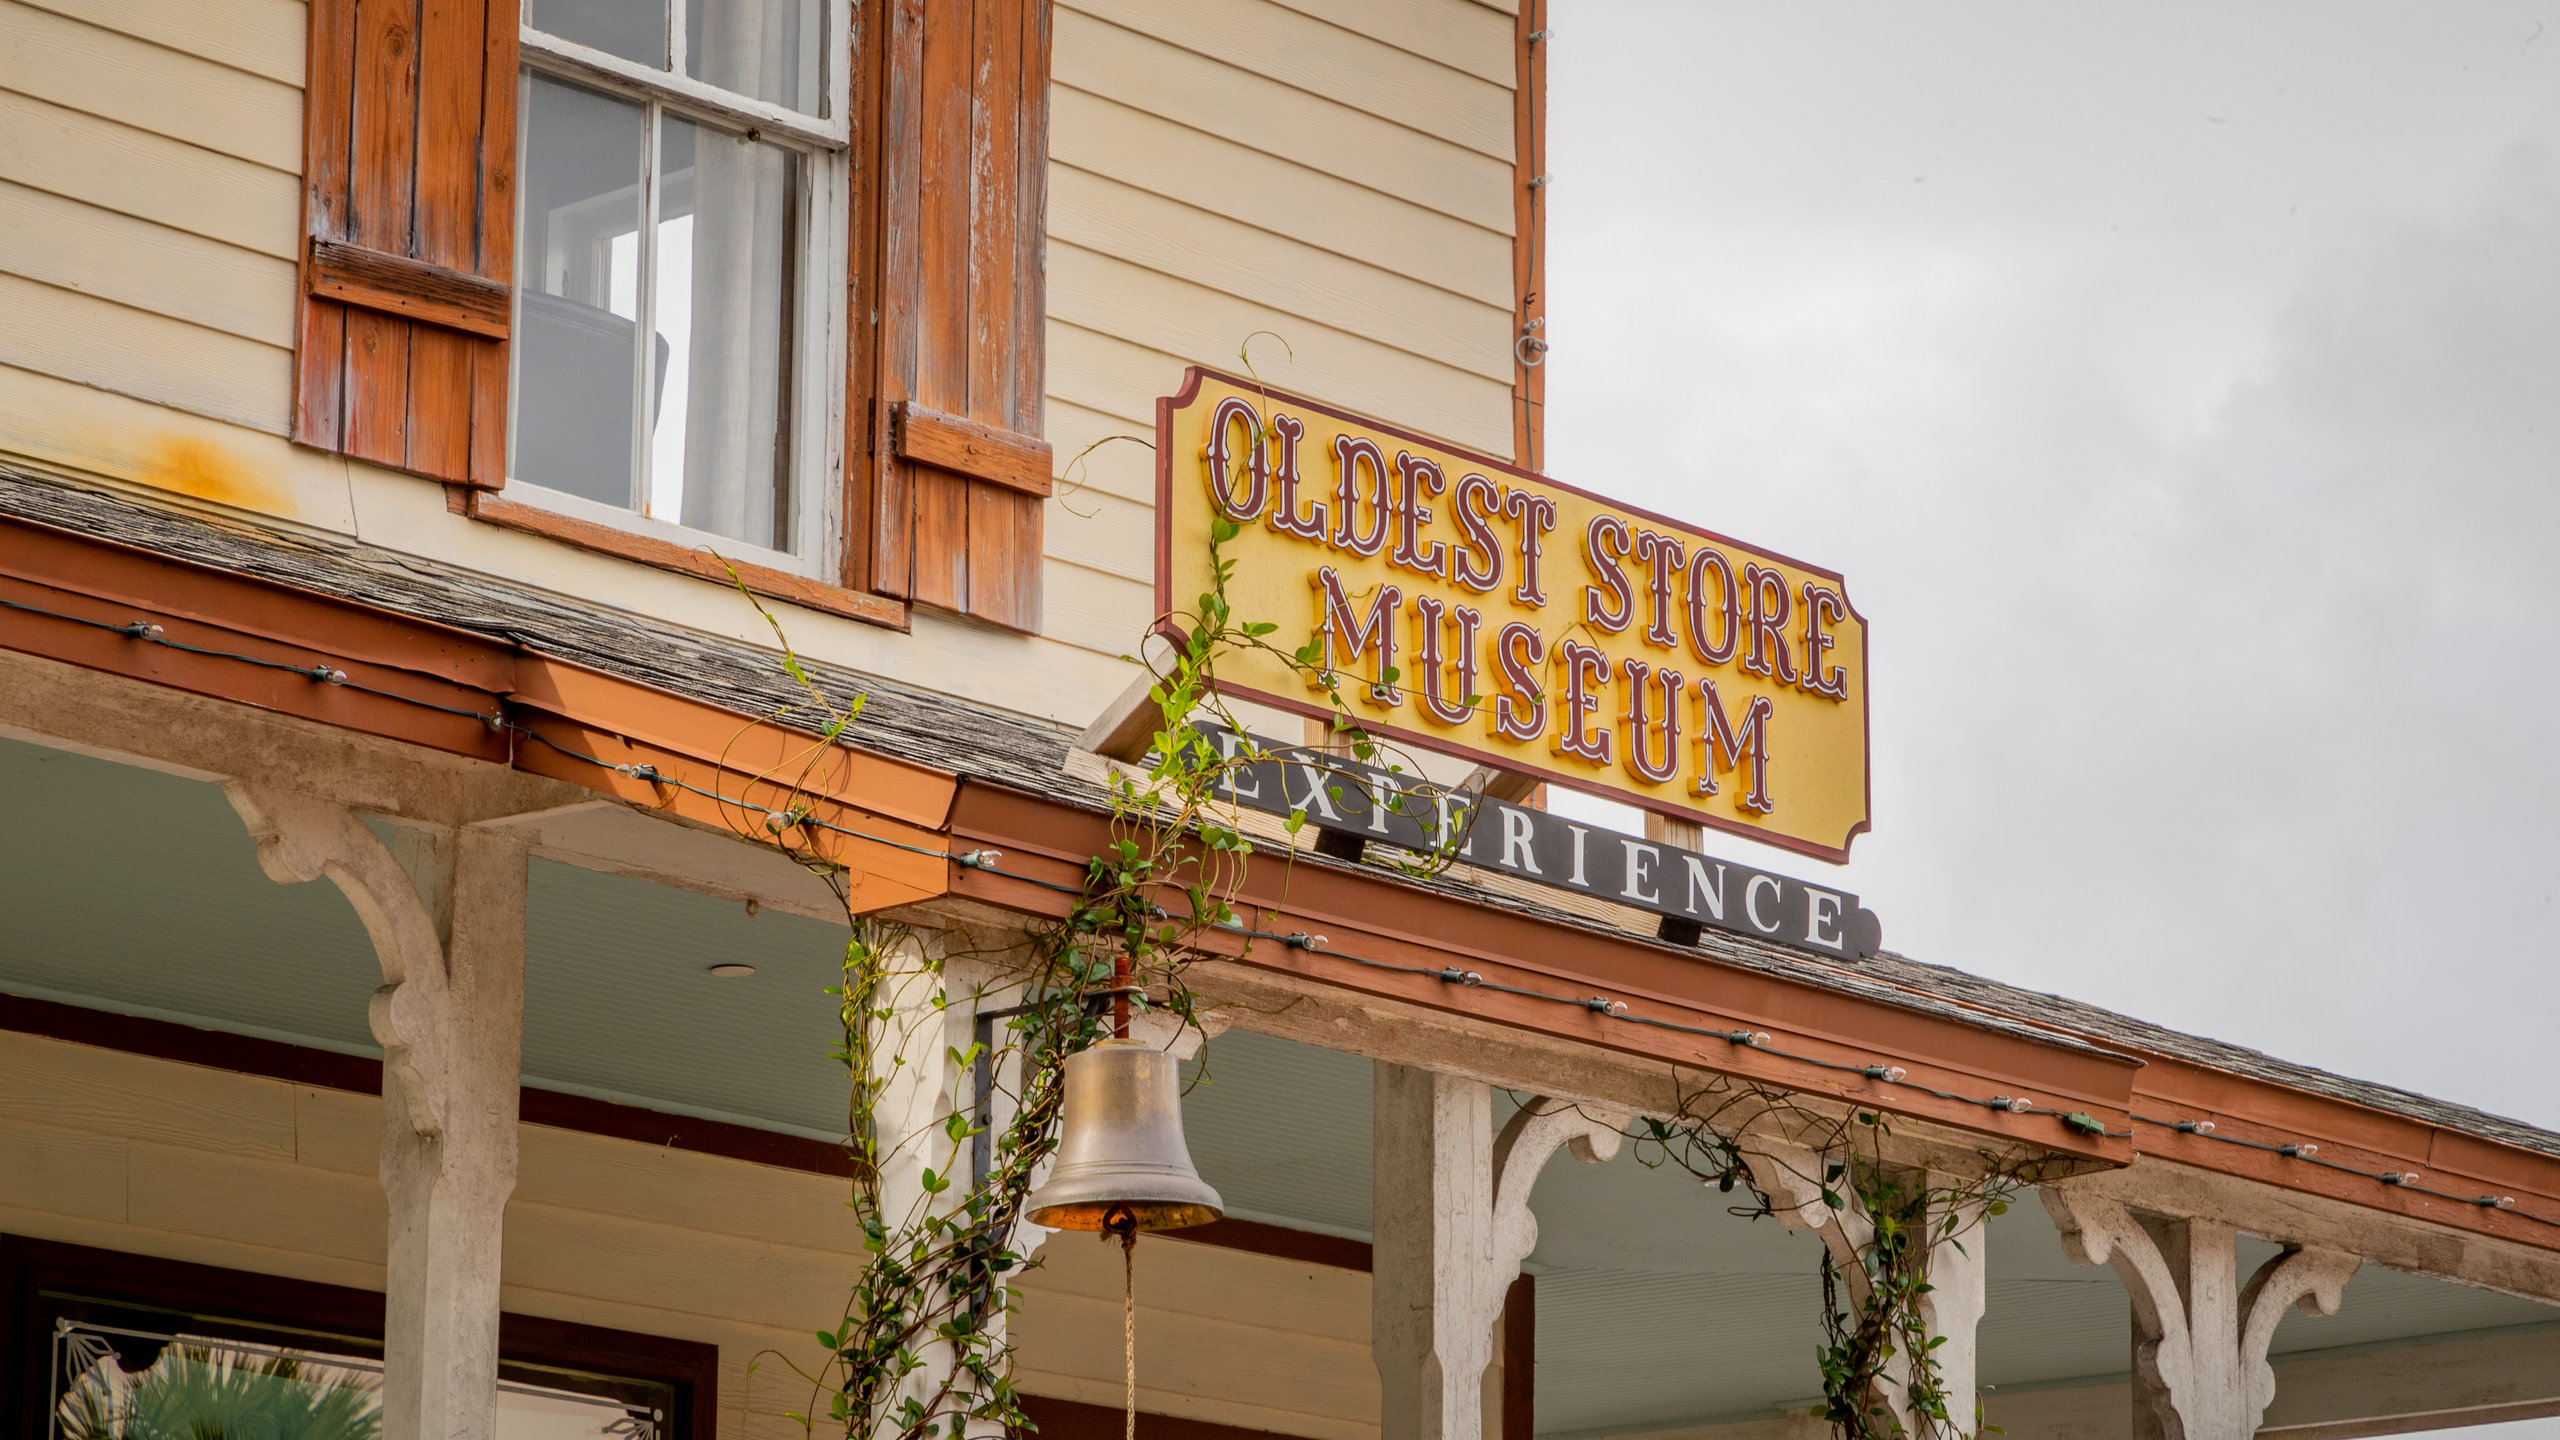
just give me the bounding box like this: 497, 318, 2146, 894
1195, 726, 1882, 960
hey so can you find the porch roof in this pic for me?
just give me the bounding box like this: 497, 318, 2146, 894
4, 463, 2557, 1246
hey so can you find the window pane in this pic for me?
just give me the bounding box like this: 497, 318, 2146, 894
512, 74, 648, 508
688, 0, 825, 114
526, 0, 667, 69
651, 115, 799, 551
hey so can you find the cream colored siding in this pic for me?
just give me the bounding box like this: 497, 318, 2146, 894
15, 0, 305, 86
1039, 0, 1520, 678
1052, 9, 1512, 233
1047, 87, 1513, 308
0, 269, 291, 432
0, 0, 301, 169
0, 0, 300, 436
0, 1030, 1373, 1438
1068, 0, 1512, 160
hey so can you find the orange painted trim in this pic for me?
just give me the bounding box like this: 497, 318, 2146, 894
0, 511, 953, 909
945, 780, 2141, 1165
507, 710, 945, 913
464, 489, 911, 632
507, 656, 957, 831
2125, 1054, 2560, 1251
0, 568, 507, 762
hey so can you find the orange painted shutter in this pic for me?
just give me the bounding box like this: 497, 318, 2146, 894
864, 0, 1053, 633
296, 0, 518, 487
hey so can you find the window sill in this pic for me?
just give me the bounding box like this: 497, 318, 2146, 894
453, 486, 908, 631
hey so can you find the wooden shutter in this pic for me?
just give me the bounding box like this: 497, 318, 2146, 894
859, 0, 1054, 633
296, 0, 518, 487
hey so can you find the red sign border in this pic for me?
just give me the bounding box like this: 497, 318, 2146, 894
1152, 366, 1873, 865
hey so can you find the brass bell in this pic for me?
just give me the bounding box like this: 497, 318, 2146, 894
1025, 1039, 1224, 1231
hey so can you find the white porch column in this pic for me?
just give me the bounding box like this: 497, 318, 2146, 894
227, 785, 531, 1440
1373, 1065, 1623, 1440
1743, 1143, 1992, 1440
2044, 1189, 2360, 1440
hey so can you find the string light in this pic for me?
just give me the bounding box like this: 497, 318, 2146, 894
9, 592, 2553, 1234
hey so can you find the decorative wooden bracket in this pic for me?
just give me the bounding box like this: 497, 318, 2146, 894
1489, 1096, 1624, 1301
2044, 1188, 2359, 1440
224, 781, 456, 1136
1746, 1142, 1994, 1438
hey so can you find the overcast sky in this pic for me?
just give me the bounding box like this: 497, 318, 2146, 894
1542, 4, 2560, 1133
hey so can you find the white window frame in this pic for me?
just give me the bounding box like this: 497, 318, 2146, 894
509, 0, 852, 577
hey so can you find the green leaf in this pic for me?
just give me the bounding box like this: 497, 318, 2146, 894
1210, 516, 1243, 544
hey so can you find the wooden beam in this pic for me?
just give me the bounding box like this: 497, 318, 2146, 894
894, 401, 1055, 497
307, 238, 511, 339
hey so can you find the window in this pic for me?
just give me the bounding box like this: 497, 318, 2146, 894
508, 0, 850, 566
295, 0, 1054, 629
3, 1236, 717, 1438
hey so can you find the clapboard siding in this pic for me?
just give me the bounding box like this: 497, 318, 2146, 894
0, 88, 298, 258
1263, 0, 1515, 87
0, 270, 291, 433
1053, 7, 1511, 235
1048, 243, 1513, 455
1050, 85, 1513, 311
1045, 398, 1158, 505
0, 180, 297, 346
14, 0, 305, 85
1045, 484, 1153, 579
1050, 165, 1515, 383
0, 1, 303, 171
1064, 0, 1511, 161
1042, 555, 1159, 655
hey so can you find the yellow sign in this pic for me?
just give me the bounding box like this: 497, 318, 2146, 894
1155, 369, 1870, 863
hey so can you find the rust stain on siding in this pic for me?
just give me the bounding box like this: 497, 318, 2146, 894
142, 433, 289, 514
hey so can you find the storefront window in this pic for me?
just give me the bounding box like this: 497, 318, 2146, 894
51, 1321, 663, 1439
7, 1237, 709, 1440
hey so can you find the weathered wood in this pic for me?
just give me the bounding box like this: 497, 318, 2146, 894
309, 241, 511, 339
894, 401, 1053, 496
467, 0, 515, 486
868, 0, 929, 599
294, 0, 513, 483
466, 490, 909, 628
915, 0, 973, 416
864, 0, 1050, 628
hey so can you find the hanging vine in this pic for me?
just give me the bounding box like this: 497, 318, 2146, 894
1627, 1074, 2087, 1440
700, 369, 1465, 1439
